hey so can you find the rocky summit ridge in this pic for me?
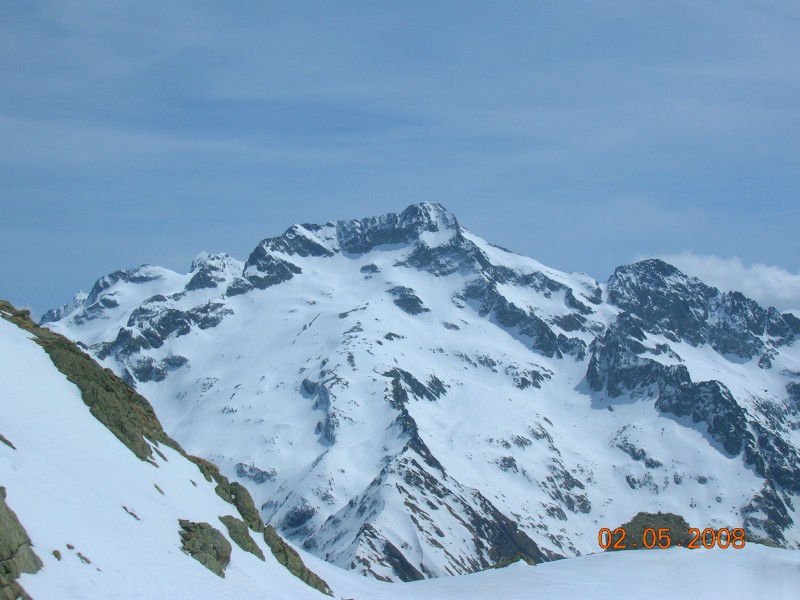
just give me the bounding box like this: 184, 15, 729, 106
42, 202, 800, 581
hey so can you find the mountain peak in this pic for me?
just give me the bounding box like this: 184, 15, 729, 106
397, 202, 458, 234
333, 202, 460, 254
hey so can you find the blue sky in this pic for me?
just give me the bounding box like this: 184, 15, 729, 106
2, 1, 799, 316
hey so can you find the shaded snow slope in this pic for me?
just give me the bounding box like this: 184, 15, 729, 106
43, 202, 800, 581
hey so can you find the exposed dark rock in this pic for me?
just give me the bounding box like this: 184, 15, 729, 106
388, 286, 430, 315
588, 313, 754, 457
225, 277, 253, 297
614, 438, 663, 469
461, 279, 566, 358
235, 463, 276, 484
315, 452, 549, 581
130, 355, 189, 383
185, 253, 237, 291
498, 456, 518, 473
656, 381, 750, 456
188, 301, 233, 330
280, 502, 318, 538
782, 312, 800, 336
744, 423, 800, 494
85, 267, 161, 305
707, 292, 766, 358
95, 298, 232, 362
261, 224, 336, 259
337, 202, 457, 254
504, 363, 548, 390
607, 260, 714, 346
787, 382, 800, 406
50, 267, 162, 326
742, 485, 792, 544
552, 313, 587, 332
766, 307, 795, 340
427, 375, 447, 398
381, 535, 425, 582
301, 378, 339, 446
400, 234, 481, 277
586, 317, 691, 398
178, 519, 232, 577
607, 260, 796, 358
243, 248, 302, 290
383, 368, 444, 403
360, 263, 380, 274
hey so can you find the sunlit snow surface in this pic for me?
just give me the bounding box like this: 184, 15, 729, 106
3, 305, 800, 598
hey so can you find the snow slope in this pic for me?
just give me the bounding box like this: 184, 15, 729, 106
0, 310, 330, 599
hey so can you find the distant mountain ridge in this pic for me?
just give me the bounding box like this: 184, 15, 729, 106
43, 202, 800, 581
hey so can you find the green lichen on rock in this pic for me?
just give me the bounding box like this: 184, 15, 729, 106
746, 535, 782, 548
0, 300, 179, 462
0, 434, 15, 450
263, 525, 332, 596
186, 456, 266, 534
228, 482, 264, 534
607, 511, 692, 551
1, 486, 42, 600
491, 552, 537, 568
219, 515, 264, 561
178, 519, 232, 578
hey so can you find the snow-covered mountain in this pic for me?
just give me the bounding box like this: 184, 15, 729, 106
41, 202, 800, 581
5, 298, 800, 600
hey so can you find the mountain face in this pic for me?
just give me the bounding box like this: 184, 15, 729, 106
42, 202, 800, 581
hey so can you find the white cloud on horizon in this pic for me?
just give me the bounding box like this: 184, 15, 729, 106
654, 252, 800, 313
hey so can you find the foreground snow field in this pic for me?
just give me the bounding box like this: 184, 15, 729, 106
304, 544, 800, 600
3, 305, 800, 599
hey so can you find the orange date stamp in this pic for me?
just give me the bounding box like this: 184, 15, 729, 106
598, 527, 746, 550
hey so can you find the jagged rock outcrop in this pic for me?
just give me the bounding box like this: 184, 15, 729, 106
178, 519, 232, 577
606, 512, 693, 551
219, 515, 265, 561
264, 526, 332, 596
0, 487, 42, 600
